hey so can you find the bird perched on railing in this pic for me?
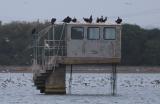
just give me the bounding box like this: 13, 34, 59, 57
44, 40, 50, 48
115, 17, 122, 24
51, 18, 56, 25
31, 28, 36, 34
63, 16, 72, 23
72, 17, 77, 23
83, 15, 92, 23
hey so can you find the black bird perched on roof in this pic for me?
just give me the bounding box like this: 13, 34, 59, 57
115, 17, 122, 24
99, 16, 104, 22
96, 16, 107, 23
72, 17, 77, 23
96, 17, 100, 23
102, 17, 107, 23
63, 16, 72, 23
83, 15, 92, 23
51, 18, 56, 25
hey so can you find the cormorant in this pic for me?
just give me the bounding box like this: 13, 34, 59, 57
63, 16, 72, 23
115, 17, 122, 24
83, 15, 92, 23
99, 16, 104, 22
72, 17, 77, 23
51, 18, 56, 25
102, 17, 107, 22
96, 16, 107, 23
31, 28, 36, 34
96, 17, 100, 23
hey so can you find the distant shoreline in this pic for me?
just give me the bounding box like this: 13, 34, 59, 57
0, 66, 160, 73
0, 66, 32, 73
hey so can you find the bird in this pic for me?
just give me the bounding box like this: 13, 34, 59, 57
83, 15, 92, 23
99, 16, 104, 22
96, 16, 107, 23
102, 17, 107, 23
72, 17, 77, 23
63, 16, 72, 23
96, 17, 100, 23
51, 18, 56, 25
44, 40, 49, 48
115, 17, 122, 24
31, 28, 36, 34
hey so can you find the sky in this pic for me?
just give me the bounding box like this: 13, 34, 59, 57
0, 0, 160, 28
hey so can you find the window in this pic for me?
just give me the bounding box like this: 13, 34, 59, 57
87, 27, 100, 40
104, 27, 116, 40
71, 27, 84, 39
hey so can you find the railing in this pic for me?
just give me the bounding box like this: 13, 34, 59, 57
43, 24, 66, 71
33, 23, 66, 71
42, 40, 66, 65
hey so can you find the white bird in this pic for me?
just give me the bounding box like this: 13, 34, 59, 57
44, 40, 49, 48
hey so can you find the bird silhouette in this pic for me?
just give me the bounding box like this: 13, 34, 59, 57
72, 17, 77, 23
96, 17, 100, 23
96, 16, 107, 23
63, 16, 72, 23
44, 40, 49, 48
83, 15, 92, 23
31, 28, 36, 34
99, 16, 104, 22
115, 17, 122, 24
51, 18, 56, 25
102, 17, 107, 23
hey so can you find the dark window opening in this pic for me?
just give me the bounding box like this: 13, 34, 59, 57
104, 27, 116, 40
87, 27, 100, 40
71, 27, 84, 39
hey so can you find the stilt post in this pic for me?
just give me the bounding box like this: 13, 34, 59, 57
69, 64, 73, 94
111, 64, 117, 96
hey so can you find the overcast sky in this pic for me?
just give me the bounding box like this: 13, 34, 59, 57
0, 0, 160, 28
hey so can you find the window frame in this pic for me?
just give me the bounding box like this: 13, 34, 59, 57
71, 27, 84, 40
87, 27, 100, 40
103, 27, 116, 40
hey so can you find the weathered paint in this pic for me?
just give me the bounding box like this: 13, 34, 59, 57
65, 23, 121, 63
33, 23, 122, 94
45, 65, 66, 94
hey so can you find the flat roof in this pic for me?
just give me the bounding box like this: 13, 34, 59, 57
54, 22, 121, 26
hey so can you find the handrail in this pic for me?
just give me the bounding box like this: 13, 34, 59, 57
37, 26, 52, 41
43, 24, 66, 71
52, 23, 66, 71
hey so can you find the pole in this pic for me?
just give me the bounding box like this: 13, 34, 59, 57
111, 64, 117, 96
69, 64, 73, 94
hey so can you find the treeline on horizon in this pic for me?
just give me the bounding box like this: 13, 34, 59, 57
0, 21, 160, 66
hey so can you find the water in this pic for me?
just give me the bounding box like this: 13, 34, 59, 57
0, 73, 160, 104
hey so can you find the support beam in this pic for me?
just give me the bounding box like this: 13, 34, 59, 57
69, 64, 73, 94
111, 64, 117, 96
45, 65, 66, 94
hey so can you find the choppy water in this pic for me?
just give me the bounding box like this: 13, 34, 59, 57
0, 73, 160, 104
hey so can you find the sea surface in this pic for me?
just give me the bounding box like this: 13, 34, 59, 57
0, 73, 160, 104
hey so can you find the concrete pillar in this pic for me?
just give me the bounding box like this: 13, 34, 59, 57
45, 65, 66, 94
